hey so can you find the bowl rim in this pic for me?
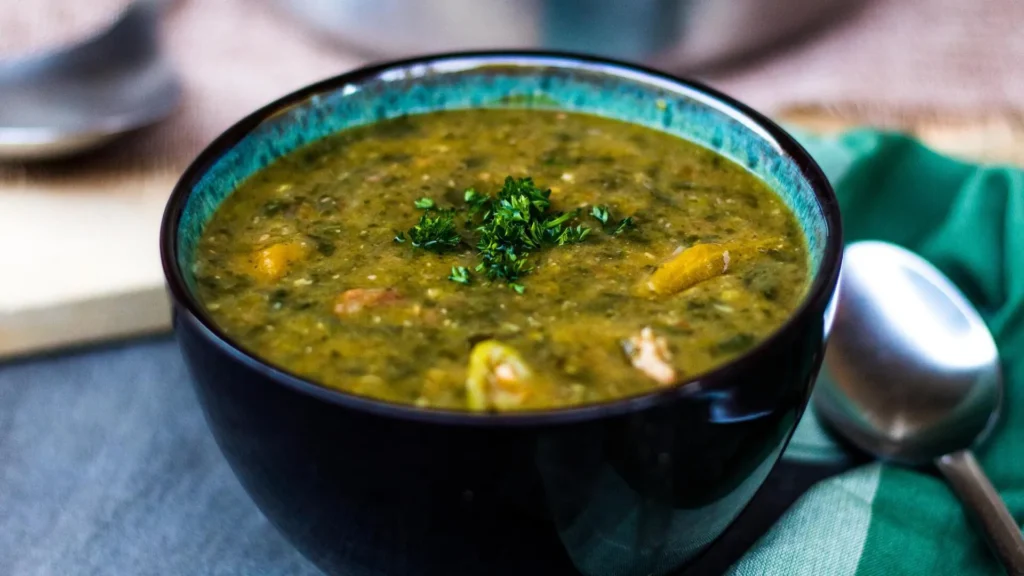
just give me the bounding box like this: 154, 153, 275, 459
160, 49, 843, 427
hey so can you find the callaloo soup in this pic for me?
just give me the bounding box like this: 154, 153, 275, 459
193, 109, 809, 411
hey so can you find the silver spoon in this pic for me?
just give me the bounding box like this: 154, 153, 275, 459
0, 0, 180, 161
816, 240, 1024, 574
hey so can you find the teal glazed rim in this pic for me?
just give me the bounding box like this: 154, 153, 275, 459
160, 50, 842, 425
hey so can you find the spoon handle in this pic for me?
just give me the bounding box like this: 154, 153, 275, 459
936, 450, 1024, 575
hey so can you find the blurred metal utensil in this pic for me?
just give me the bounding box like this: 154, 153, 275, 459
269, 0, 862, 71
817, 241, 1024, 574
0, 0, 180, 161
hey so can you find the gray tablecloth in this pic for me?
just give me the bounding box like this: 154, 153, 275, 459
0, 338, 320, 576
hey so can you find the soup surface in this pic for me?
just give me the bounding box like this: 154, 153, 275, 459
193, 109, 809, 411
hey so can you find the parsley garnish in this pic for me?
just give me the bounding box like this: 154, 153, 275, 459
470, 177, 592, 292
407, 208, 460, 252
397, 176, 625, 292
590, 204, 636, 236
613, 216, 635, 235
464, 188, 489, 213
448, 266, 471, 285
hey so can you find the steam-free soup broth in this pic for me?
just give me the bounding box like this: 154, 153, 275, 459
193, 109, 809, 411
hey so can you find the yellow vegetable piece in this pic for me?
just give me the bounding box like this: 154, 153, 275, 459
466, 341, 535, 411
248, 241, 308, 281
643, 237, 784, 296
645, 243, 731, 295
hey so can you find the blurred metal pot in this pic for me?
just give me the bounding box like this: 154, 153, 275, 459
270, 0, 862, 70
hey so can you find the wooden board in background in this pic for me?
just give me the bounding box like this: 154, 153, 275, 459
0, 169, 178, 359
779, 105, 1024, 166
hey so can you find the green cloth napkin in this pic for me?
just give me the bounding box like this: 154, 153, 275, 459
731, 130, 1024, 575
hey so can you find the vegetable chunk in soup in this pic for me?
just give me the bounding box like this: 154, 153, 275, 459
193, 109, 809, 411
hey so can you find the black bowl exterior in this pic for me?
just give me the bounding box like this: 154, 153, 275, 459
162, 51, 842, 576
175, 296, 826, 576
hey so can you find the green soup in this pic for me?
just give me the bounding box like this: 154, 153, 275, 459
193, 109, 809, 411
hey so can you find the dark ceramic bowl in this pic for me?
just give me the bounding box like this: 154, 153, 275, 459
160, 51, 842, 576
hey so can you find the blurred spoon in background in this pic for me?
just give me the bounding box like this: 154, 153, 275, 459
817, 241, 1024, 574
0, 0, 180, 162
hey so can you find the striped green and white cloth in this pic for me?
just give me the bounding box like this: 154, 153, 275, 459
732, 131, 1024, 576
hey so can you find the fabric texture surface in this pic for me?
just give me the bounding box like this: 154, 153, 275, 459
0, 132, 1021, 574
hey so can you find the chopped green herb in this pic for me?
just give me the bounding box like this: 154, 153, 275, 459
542, 209, 577, 230
470, 177, 591, 290
393, 232, 406, 243
510, 283, 526, 294
397, 177, 596, 289
613, 216, 635, 235
589, 204, 637, 236
407, 208, 461, 252
448, 266, 471, 285
553, 224, 591, 245
464, 188, 489, 211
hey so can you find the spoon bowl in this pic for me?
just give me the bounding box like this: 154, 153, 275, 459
816, 240, 1002, 464
817, 240, 1023, 573
0, 0, 180, 161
